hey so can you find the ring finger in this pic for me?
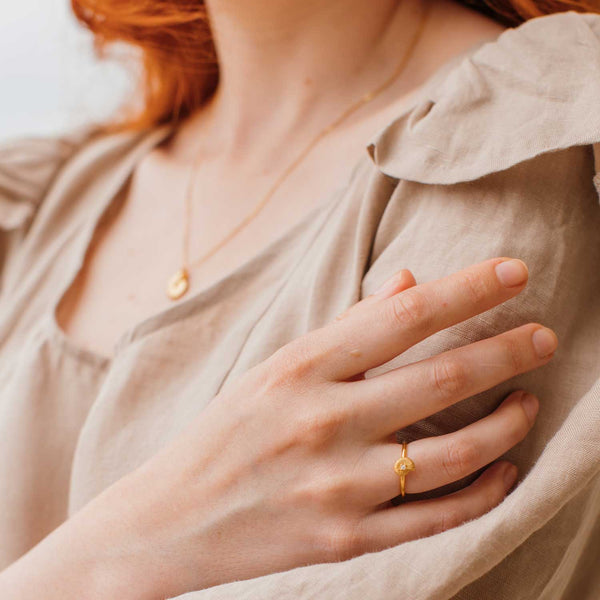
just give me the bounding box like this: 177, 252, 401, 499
351, 389, 537, 506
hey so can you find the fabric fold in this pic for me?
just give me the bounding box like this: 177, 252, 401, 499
0, 130, 91, 231
367, 11, 600, 189
0, 8, 599, 600
170, 380, 600, 600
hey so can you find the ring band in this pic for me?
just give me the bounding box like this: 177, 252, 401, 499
394, 440, 416, 497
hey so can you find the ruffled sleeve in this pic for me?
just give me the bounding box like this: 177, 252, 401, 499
0, 128, 92, 294
366, 10, 600, 191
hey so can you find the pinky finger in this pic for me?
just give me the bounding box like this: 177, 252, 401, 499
356, 461, 517, 552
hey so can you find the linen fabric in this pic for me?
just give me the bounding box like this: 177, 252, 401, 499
1, 10, 599, 600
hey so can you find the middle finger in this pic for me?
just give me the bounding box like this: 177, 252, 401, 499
345, 322, 557, 438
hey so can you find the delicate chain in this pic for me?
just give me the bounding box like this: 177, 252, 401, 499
169, 0, 431, 298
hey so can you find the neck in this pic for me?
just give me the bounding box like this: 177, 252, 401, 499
191, 0, 428, 159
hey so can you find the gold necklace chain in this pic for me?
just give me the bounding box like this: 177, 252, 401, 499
166, 0, 431, 300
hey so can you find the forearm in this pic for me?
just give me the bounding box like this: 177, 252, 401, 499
0, 480, 166, 600
0, 523, 114, 598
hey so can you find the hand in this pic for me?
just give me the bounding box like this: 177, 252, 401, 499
0, 257, 557, 600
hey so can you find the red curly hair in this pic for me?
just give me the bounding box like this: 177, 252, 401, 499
70, 0, 598, 132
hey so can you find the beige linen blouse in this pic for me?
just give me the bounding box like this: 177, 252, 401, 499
1, 10, 599, 600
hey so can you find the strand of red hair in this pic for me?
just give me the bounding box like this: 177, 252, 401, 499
70, 0, 598, 132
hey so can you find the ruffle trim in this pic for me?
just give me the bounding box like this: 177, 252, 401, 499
0, 127, 94, 231
367, 11, 600, 186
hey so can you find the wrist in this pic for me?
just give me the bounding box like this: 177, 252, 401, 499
0, 477, 165, 600
68, 474, 174, 600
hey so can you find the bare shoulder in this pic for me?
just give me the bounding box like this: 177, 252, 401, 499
367, 0, 508, 134
428, 0, 509, 50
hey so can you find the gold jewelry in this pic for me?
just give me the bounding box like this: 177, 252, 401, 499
166, 0, 432, 300
394, 440, 416, 497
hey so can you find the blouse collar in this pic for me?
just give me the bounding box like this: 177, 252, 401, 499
366, 11, 600, 184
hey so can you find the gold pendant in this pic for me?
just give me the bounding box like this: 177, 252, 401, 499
167, 268, 189, 300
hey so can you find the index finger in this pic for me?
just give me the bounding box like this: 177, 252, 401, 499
309, 257, 529, 381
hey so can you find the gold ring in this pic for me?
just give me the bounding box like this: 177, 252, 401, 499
393, 440, 416, 497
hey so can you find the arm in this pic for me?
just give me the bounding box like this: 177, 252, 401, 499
1, 258, 553, 599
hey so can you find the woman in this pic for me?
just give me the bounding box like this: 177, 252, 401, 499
0, 0, 598, 598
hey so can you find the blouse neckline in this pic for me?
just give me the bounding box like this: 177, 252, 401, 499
38, 34, 502, 371
43, 125, 367, 369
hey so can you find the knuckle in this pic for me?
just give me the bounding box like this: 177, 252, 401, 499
292, 478, 325, 509
389, 290, 433, 330
428, 506, 464, 536
321, 520, 363, 562
432, 357, 469, 397
268, 336, 326, 386
292, 465, 353, 514
293, 478, 327, 508
501, 336, 525, 373
325, 475, 353, 504
243, 360, 281, 398
291, 407, 347, 449
441, 437, 479, 480
334, 308, 351, 322
460, 270, 491, 306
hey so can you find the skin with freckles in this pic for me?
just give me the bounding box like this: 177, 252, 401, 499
0, 3, 557, 599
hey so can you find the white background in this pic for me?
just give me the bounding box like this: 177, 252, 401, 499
0, 0, 132, 143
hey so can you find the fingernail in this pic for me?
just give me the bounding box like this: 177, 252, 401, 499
372, 271, 404, 297
503, 463, 518, 488
495, 259, 529, 287
520, 392, 539, 424
532, 327, 558, 358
